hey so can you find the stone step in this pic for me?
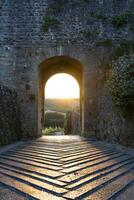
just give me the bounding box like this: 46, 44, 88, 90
63, 164, 134, 199
0, 173, 65, 200
64, 159, 134, 188
61, 149, 118, 162
9, 149, 60, 160
0, 159, 63, 178
4, 152, 62, 167
8, 151, 62, 165
0, 155, 62, 171
8, 150, 61, 163
62, 156, 132, 178
0, 163, 66, 187
0, 168, 67, 194
61, 147, 115, 159
63, 151, 120, 168
84, 171, 134, 200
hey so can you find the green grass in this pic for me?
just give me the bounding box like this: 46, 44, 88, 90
42, 127, 64, 135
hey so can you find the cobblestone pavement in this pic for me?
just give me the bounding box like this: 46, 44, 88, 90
0, 136, 134, 200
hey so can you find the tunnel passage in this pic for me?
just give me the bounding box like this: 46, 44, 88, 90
38, 56, 84, 136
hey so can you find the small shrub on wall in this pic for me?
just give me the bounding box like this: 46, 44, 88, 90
43, 16, 60, 32
109, 54, 134, 113
112, 15, 127, 28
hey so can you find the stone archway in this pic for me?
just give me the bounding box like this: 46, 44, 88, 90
38, 56, 84, 136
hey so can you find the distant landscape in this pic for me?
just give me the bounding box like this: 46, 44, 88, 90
43, 98, 80, 133
45, 98, 80, 113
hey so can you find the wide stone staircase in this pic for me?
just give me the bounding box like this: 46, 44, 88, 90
0, 135, 134, 200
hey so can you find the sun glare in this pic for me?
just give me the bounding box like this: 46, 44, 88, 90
45, 73, 79, 99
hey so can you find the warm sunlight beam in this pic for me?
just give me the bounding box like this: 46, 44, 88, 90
45, 73, 79, 99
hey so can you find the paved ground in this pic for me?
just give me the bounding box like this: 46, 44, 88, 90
0, 135, 134, 200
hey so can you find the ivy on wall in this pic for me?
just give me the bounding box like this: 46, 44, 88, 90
43, 16, 60, 32
108, 54, 134, 113
112, 15, 128, 28
43, 0, 64, 32
112, 11, 134, 28
97, 39, 134, 113
112, 40, 134, 60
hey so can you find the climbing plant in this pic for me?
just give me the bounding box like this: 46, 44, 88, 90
112, 40, 134, 60
43, 16, 60, 32
109, 54, 134, 113
112, 11, 134, 28
112, 15, 127, 28
43, 0, 63, 32
96, 39, 113, 47
91, 11, 107, 21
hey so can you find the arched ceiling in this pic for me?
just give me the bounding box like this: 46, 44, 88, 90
39, 56, 83, 86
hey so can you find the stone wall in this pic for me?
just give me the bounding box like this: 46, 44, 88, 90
94, 83, 134, 147
0, 85, 22, 146
71, 110, 80, 135
64, 110, 80, 135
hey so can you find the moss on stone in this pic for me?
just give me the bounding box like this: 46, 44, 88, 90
96, 39, 113, 47
82, 31, 93, 39
112, 15, 127, 28
43, 16, 60, 32
91, 12, 107, 21
111, 11, 133, 28
84, 0, 94, 3
112, 40, 134, 59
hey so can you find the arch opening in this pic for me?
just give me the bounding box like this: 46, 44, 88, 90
43, 73, 80, 135
45, 73, 80, 99
38, 56, 84, 136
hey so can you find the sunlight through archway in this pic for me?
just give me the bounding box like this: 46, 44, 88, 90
45, 73, 80, 99
44, 73, 80, 135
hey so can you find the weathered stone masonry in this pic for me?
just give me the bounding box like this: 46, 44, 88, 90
0, 85, 21, 145
0, 0, 133, 146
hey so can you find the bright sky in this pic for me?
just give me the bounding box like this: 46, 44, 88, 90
45, 73, 80, 99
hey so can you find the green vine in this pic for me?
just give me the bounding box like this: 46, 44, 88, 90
91, 12, 107, 21
96, 39, 113, 47
50, 0, 64, 14
112, 15, 127, 28
112, 11, 134, 28
112, 40, 134, 60
109, 54, 134, 113
82, 31, 93, 39
84, 0, 94, 3
43, 0, 63, 32
43, 16, 60, 32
